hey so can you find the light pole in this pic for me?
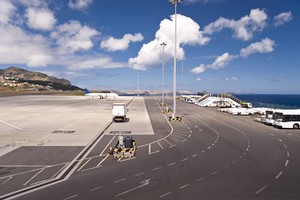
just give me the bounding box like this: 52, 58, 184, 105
160, 42, 166, 106
169, 0, 182, 119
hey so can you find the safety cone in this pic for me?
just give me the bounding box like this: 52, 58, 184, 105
109, 147, 113, 155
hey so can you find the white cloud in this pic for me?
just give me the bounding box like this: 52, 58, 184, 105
208, 52, 237, 70
101, 33, 144, 52
67, 56, 125, 70
204, 8, 267, 41
25, 8, 57, 31
190, 64, 206, 74
274, 11, 293, 27
129, 14, 210, 70
0, 24, 52, 67
240, 38, 275, 57
68, 0, 93, 10
197, 77, 201, 81
0, 0, 16, 25
225, 77, 237, 81
185, 0, 221, 4
19, 0, 47, 7
51, 20, 99, 54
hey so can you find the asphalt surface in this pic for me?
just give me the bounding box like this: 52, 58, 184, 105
2, 97, 300, 199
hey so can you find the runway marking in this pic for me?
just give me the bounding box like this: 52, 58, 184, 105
157, 141, 164, 149
168, 162, 176, 166
179, 184, 189, 189
1, 176, 12, 185
97, 154, 109, 167
99, 135, 116, 156
0, 120, 23, 130
81, 165, 102, 172
152, 167, 162, 171
181, 139, 187, 143
192, 154, 198, 157
201, 150, 205, 154
135, 172, 145, 177
181, 158, 188, 162
89, 186, 103, 192
287, 151, 290, 157
164, 139, 173, 146
160, 192, 171, 198
197, 177, 205, 182
255, 185, 268, 194
114, 178, 126, 184
277, 138, 282, 142
285, 160, 289, 167
211, 171, 218, 175
275, 171, 283, 179
149, 144, 151, 154
77, 158, 91, 172
23, 168, 45, 186
118, 157, 136, 162
169, 144, 176, 148
64, 194, 78, 200
149, 150, 160, 155
115, 178, 151, 197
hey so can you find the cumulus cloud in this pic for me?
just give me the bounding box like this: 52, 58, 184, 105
0, 0, 16, 25
129, 14, 210, 70
51, 20, 99, 54
204, 8, 267, 41
240, 38, 275, 57
67, 56, 125, 70
25, 8, 57, 31
68, 0, 93, 10
0, 24, 52, 67
101, 33, 144, 52
190, 64, 206, 74
208, 53, 237, 70
274, 11, 293, 27
225, 77, 237, 81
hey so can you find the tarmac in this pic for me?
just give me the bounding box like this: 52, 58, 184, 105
0, 95, 154, 156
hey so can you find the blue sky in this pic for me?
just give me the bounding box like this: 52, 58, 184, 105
0, 0, 299, 94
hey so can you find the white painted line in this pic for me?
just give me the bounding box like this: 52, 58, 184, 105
277, 138, 282, 142
77, 158, 91, 172
168, 162, 176, 166
192, 154, 198, 157
181, 139, 186, 143
197, 177, 205, 182
89, 186, 103, 192
81, 165, 102, 172
149, 150, 160, 155
119, 157, 136, 162
157, 141, 164, 150
97, 154, 109, 167
0, 120, 23, 130
169, 144, 176, 148
179, 184, 189, 189
164, 139, 173, 146
189, 130, 192, 133
275, 171, 283, 179
201, 150, 205, 153
23, 168, 45, 186
1, 176, 12, 185
285, 160, 289, 167
114, 178, 126, 184
64, 194, 78, 200
211, 171, 218, 175
255, 185, 268, 194
149, 144, 151, 154
99, 135, 116, 156
135, 172, 145, 177
181, 158, 188, 162
207, 146, 211, 149
152, 167, 162, 171
160, 192, 171, 198
188, 134, 191, 137
287, 151, 290, 157
284, 144, 288, 149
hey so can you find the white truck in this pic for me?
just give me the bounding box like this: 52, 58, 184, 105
112, 103, 126, 122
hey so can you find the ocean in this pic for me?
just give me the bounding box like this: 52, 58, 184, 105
234, 94, 300, 109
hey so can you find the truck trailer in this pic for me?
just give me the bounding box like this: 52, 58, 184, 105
112, 103, 127, 122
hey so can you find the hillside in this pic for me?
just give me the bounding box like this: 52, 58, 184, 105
0, 67, 82, 91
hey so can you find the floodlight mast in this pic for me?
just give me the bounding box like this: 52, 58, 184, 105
160, 42, 166, 106
169, 0, 182, 119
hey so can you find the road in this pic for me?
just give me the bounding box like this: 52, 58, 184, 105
6, 97, 300, 199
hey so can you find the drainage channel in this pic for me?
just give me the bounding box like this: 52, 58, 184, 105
1, 97, 136, 200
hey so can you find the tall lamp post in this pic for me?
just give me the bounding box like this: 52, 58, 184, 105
160, 42, 166, 106
169, 0, 182, 120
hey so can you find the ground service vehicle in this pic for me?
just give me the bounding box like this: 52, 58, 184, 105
273, 109, 300, 129
112, 103, 126, 122
113, 135, 136, 158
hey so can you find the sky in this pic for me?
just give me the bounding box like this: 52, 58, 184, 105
0, 0, 299, 94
